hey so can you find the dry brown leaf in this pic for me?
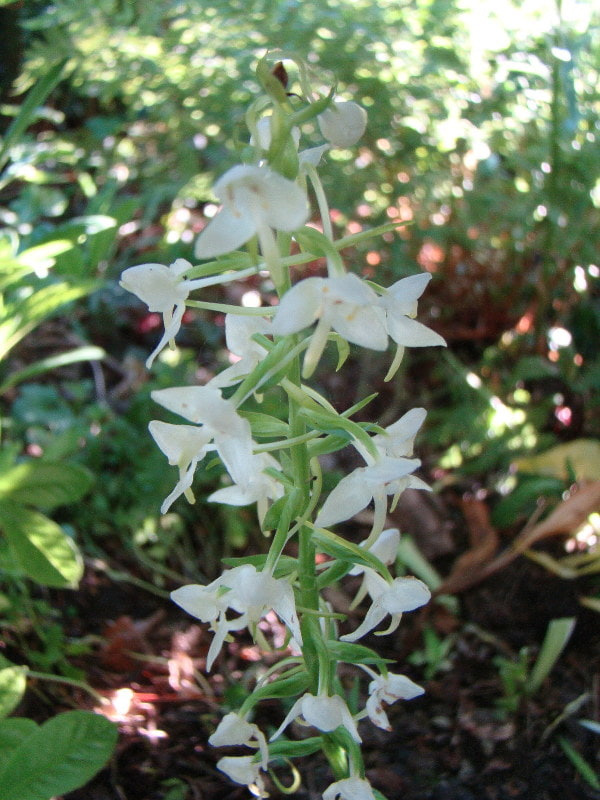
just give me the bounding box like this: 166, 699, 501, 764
436, 482, 600, 595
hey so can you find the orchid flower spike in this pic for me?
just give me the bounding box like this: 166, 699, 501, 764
194, 164, 309, 260
323, 776, 376, 800
270, 692, 361, 743
120, 258, 191, 368
341, 573, 431, 642
318, 100, 368, 148
272, 273, 388, 377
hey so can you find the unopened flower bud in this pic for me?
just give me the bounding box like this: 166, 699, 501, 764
318, 100, 367, 147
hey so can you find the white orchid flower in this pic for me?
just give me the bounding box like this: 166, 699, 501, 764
341, 573, 431, 642
209, 314, 271, 389
314, 456, 421, 529
151, 385, 254, 487
209, 452, 284, 525
364, 670, 424, 731
378, 273, 446, 349
148, 420, 213, 513
171, 564, 301, 671
372, 407, 427, 459
194, 164, 309, 260
318, 101, 368, 148
120, 258, 192, 368
209, 711, 269, 769
217, 755, 268, 798
349, 528, 400, 577
270, 692, 361, 743
323, 777, 376, 800
272, 273, 387, 377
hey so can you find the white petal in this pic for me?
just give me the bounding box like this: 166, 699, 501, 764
318, 101, 367, 148
194, 206, 257, 259
271, 278, 323, 336
170, 584, 221, 623
302, 694, 361, 742
314, 472, 374, 528
323, 777, 376, 800
120, 262, 188, 311
365, 692, 391, 730
269, 695, 304, 741
387, 273, 432, 307
386, 314, 446, 348
148, 420, 211, 465
382, 577, 431, 614
209, 712, 256, 747
224, 314, 271, 357
217, 755, 263, 787
340, 599, 388, 642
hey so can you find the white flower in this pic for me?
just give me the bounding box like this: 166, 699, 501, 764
120, 258, 191, 368
209, 451, 284, 525
378, 273, 446, 348
270, 692, 361, 743
194, 165, 309, 260
315, 456, 421, 529
323, 777, 376, 800
148, 420, 212, 513
151, 385, 254, 487
372, 407, 427, 459
272, 273, 387, 376
364, 670, 424, 730
318, 101, 367, 148
217, 755, 268, 798
341, 573, 431, 642
209, 711, 269, 768
209, 314, 271, 389
171, 564, 301, 671
349, 528, 400, 576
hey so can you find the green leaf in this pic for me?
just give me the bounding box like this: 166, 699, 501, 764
268, 737, 324, 759
0, 345, 105, 393
558, 736, 600, 790
299, 406, 377, 459
326, 640, 393, 668
222, 554, 298, 580
0, 666, 27, 719
0, 281, 97, 360
261, 488, 304, 533
0, 710, 118, 800
312, 528, 390, 578
0, 718, 38, 770
249, 670, 311, 703
526, 617, 576, 695
0, 501, 84, 588
0, 59, 68, 174
238, 411, 289, 439
0, 462, 93, 510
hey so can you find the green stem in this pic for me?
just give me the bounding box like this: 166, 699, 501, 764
26, 670, 105, 703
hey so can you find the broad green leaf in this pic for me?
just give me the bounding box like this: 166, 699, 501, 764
0, 462, 93, 510
0, 666, 27, 719
248, 670, 310, 703
514, 440, 600, 481
261, 488, 304, 533
0, 501, 83, 588
0, 718, 38, 770
0, 710, 118, 800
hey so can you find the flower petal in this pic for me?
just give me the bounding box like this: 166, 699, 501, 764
194, 206, 257, 260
